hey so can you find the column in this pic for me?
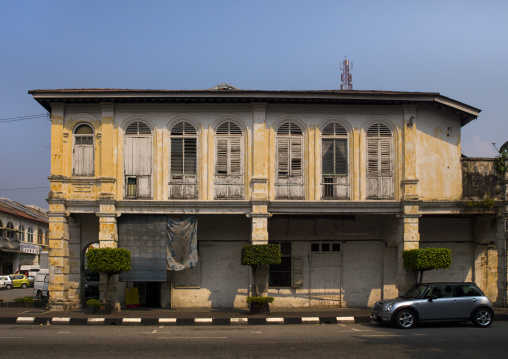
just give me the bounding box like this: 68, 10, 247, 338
397, 203, 421, 292
47, 200, 70, 311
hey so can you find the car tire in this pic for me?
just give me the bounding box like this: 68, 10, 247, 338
472, 308, 493, 328
21, 283, 28, 289
36, 290, 43, 300
395, 309, 416, 329
5, 284, 12, 290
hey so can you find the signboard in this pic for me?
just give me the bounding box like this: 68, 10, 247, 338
21, 243, 39, 254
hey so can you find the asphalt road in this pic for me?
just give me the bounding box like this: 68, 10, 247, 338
0, 321, 506, 358
0, 287, 34, 301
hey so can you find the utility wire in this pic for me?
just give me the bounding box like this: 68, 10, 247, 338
0, 113, 50, 124
0, 187, 50, 191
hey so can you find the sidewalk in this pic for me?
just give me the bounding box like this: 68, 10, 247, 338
1, 306, 507, 326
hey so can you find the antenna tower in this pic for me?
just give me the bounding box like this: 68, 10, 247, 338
340, 57, 353, 90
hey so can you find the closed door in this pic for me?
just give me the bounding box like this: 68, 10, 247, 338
310, 253, 341, 307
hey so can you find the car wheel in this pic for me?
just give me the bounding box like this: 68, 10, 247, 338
395, 309, 416, 329
5, 284, 12, 290
472, 308, 493, 328
36, 290, 43, 300
21, 283, 28, 289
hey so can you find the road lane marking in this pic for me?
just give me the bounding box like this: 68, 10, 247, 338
159, 337, 228, 339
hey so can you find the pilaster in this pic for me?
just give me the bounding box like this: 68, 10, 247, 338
402, 106, 419, 200
251, 103, 268, 201
397, 202, 421, 292
50, 104, 65, 177
47, 208, 70, 311
248, 202, 271, 244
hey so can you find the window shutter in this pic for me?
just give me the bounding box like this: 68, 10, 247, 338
137, 176, 151, 198
380, 139, 392, 176
277, 138, 289, 177
367, 139, 379, 177
171, 138, 184, 175
183, 138, 197, 175
290, 138, 302, 176
216, 138, 228, 174
322, 139, 334, 175
229, 138, 242, 175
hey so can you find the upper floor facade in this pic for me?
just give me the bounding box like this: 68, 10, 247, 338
30, 87, 481, 208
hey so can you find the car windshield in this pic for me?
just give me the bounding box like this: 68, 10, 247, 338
400, 284, 428, 299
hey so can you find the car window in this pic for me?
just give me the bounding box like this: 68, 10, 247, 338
424, 285, 454, 299
458, 285, 482, 297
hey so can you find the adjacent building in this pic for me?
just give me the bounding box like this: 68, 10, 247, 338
0, 198, 49, 274
29, 85, 507, 310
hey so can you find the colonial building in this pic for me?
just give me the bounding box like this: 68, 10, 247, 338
29, 85, 507, 310
0, 198, 49, 274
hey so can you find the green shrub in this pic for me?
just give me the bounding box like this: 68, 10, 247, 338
86, 298, 102, 309
86, 248, 131, 275
241, 244, 281, 266
403, 248, 452, 283
14, 296, 34, 303
246, 296, 274, 305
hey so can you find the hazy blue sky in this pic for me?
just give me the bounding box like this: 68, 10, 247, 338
1, 0, 507, 209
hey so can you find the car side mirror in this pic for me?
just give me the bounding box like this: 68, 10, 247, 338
429, 295, 438, 302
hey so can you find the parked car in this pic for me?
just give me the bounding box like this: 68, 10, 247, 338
8, 274, 30, 289
33, 269, 49, 299
371, 282, 494, 329
0, 275, 13, 290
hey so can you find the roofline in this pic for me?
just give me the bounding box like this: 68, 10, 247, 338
29, 88, 481, 126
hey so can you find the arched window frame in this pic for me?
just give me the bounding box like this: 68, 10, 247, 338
37, 229, 43, 244
18, 225, 25, 242
124, 119, 153, 199
365, 121, 394, 199
6, 222, 14, 239
169, 120, 198, 199
274, 120, 305, 199
72, 123, 95, 176
27, 227, 34, 243
213, 119, 245, 199
45, 230, 49, 246
321, 121, 350, 199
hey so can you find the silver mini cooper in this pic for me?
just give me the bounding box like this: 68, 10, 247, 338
371, 283, 494, 329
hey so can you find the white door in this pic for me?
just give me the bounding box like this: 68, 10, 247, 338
310, 253, 341, 307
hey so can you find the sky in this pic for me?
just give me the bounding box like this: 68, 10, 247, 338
1, 0, 507, 209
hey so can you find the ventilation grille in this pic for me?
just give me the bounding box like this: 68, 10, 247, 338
322, 122, 347, 136
217, 121, 242, 135
171, 121, 197, 135
126, 121, 152, 135
367, 123, 391, 137
277, 121, 303, 135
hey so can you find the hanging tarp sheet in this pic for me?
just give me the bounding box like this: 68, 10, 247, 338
167, 216, 198, 271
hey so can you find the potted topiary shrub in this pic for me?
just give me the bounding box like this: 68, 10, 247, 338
86, 247, 131, 313
241, 244, 281, 315
86, 298, 102, 314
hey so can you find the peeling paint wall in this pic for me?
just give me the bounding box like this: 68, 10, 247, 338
461, 158, 501, 199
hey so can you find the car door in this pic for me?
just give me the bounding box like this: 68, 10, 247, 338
454, 284, 485, 318
417, 285, 462, 320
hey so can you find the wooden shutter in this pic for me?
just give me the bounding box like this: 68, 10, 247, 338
290, 138, 302, 176
216, 138, 228, 174
277, 138, 289, 177
230, 138, 242, 175
73, 136, 94, 176
291, 256, 303, 288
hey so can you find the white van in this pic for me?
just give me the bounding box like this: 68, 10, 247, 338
33, 269, 49, 299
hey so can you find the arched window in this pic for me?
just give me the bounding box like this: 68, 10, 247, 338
18, 225, 25, 241
366, 122, 394, 199
322, 122, 349, 199
45, 230, 49, 246
27, 227, 34, 243
37, 228, 44, 244
73, 124, 94, 176
214, 121, 244, 199
169, 121, 198, 199
124, 120, 153, 198
275, 121, 304, 199
6, 222, 14, 239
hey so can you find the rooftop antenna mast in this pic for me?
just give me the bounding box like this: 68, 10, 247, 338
340, 57, 353, 90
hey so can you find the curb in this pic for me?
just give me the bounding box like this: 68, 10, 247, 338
1, 316, 372, 326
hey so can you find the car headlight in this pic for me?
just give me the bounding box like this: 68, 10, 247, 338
386, 303, 394, 312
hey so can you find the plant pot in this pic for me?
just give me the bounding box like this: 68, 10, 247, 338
249, 302, 270, 315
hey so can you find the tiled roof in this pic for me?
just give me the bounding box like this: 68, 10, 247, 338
0, 198, 48, 224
